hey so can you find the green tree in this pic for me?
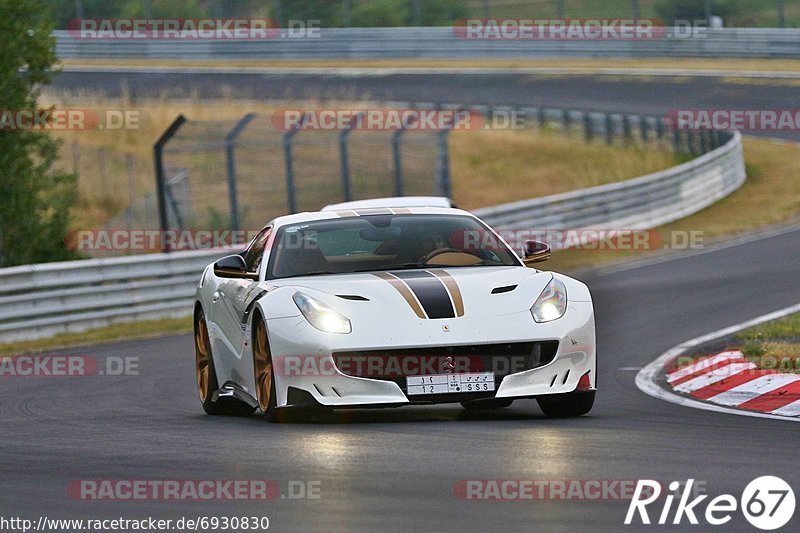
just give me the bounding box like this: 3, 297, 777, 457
0, 0, 78, 266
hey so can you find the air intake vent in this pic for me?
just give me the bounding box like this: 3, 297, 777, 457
337, 294, 369, 301
491, 285, 517, 294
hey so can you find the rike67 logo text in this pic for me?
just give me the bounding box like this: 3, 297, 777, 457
625, 477, 795, 530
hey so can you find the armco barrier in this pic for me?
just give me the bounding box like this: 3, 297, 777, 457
0, 250, 226, 342
54, 27, 800, 60
0, 133, 745, 343
475, 131, 745, 245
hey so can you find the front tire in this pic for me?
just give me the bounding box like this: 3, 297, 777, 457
253, 318, 279, 421
195, 309, 253, 416
537, 390, 595, 417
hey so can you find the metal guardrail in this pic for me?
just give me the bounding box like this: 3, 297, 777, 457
54, 27, 800, 60
0, 250, 226, 342
0, 129, 745, 343
475, 131, 746, 246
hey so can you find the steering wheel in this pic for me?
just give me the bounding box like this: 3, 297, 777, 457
422, 247, 467, 264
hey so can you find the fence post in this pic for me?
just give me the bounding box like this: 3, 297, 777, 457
435, 126, 452, 199
391, 128, 405, 197
339, 111, 365, 202
225, 113, 256, 232
153, 114, 187, 252
126, 154, 136, 234
283, 128, 299, 214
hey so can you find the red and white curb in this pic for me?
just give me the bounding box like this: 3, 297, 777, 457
636, 302, 800, 422
667, 350, 800, 417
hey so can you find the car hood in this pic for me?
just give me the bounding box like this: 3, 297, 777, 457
267, 266, 552, 320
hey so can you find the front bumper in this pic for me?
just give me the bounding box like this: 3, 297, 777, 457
265, 301, 595, 408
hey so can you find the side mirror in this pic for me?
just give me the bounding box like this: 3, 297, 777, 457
213, 254, 258, 280
522, 240, 551, 266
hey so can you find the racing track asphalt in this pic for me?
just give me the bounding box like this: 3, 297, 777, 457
54, 69, 800, 140
3, 70, 797, 531
3, 227, 800, 532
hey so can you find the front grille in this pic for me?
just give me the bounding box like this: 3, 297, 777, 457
332, 341, 558, 391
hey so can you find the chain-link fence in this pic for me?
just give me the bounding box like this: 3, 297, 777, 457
156, 111, 446, 238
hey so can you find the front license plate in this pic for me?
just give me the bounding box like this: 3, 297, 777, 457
406, 372, 495, 395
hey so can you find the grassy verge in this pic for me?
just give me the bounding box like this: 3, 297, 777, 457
0, 317, 192, 357
733, 313, 800, 373
543, 136, 800, 272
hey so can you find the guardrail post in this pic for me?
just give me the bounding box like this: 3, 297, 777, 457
672, 129, 682, 153
583, 113, 593, 142
562, 109, 571, 133
153, 114, 187, 252
689, 130, 700, 156
604, 113, 614, 145
224, 113, 256, 232
623, 115, 633, 144
640, 116, 650, 144
538, 107, 547, 129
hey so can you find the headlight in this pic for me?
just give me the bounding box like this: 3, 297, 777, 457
531, 277, 567, 323
292, 292, 352, 334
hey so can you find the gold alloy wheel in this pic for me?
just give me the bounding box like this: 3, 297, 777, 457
194, 314, 211, 402
253, 321, 273, 412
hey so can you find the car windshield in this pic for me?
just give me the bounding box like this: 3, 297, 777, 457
266, 214, 520, 279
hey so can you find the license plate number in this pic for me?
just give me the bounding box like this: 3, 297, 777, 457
406, 372, 495, 395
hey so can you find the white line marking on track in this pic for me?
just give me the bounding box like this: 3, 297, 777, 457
636, 301, 800, 423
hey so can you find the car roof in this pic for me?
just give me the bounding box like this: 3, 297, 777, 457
321, 196, 452, 211
269, 206, 476, 230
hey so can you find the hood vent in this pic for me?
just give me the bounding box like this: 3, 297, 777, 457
336, 294, 369, 301
491, 284, 517, 294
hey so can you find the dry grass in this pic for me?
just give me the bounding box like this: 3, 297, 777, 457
450, 127, 677, 209
42, 95, 679, 230
543, 137, 800, 272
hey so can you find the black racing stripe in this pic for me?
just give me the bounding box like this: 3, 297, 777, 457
390, 271, 455, 319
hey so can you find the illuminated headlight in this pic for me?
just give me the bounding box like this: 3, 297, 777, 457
293, 292, 352, 334
531, 278, 567, 323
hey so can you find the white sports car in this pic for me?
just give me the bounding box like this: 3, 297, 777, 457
193, 198, 596, 421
